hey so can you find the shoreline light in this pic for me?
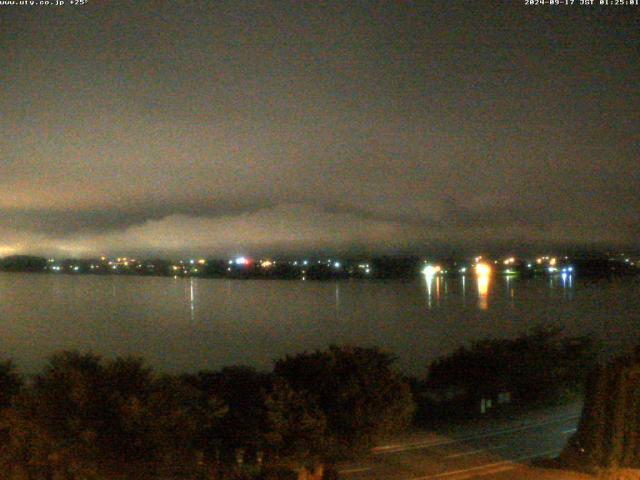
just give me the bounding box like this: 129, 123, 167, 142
235, 257, 250, 266
475, 262, 492, 276
422, 265, 441, 277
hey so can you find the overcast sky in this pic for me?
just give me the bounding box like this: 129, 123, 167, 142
0, 1, 638, 258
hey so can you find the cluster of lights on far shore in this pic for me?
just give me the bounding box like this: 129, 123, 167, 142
421, 259, 494, 311
420, 254, 577, 279
37, 253, 588, 281
422, 261, 493, 277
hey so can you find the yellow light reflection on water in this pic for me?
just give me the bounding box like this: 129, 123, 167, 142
475, 263, 492, 310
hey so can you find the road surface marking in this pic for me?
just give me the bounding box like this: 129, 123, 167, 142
338, 467, 371, 474
454, 464, 516, 480
562, 428, 577, 434
445, 445, 507, 458
445, 448, 484, 459
373, 414, 579, 454
408, 448, 560, 480
410, 460, 514, 480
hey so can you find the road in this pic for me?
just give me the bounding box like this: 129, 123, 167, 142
338, 403, 582, 480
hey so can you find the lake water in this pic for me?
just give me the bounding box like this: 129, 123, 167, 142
0, 272, 638, 375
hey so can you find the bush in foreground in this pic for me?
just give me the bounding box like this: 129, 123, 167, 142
0, 346, 414, 479
0, 360, 21, 410
274, 345, 415, 457
0, 352, 226, 479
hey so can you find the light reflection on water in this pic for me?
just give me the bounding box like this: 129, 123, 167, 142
0, 272, 637, 376
476, 273, 490, 311
422, 272, 576, 312
189, 279, 196, 322
424, 274, 433, 308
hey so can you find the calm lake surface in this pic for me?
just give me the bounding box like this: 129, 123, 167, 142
0, 272, 638, 375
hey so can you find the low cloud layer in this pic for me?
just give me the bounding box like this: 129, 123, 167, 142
1, 203, 635, 259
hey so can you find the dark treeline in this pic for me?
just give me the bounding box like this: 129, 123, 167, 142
0, 256, 48, 273
0, 328, 596, 480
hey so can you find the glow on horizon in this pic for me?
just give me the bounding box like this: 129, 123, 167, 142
0, 246, 17, 256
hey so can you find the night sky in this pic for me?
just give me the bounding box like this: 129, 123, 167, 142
1, 1, 638, 257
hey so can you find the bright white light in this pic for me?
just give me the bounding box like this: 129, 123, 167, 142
303, 260, 308, 265
235, 257, 249, 265
334, 262, 341, 269
459, 267, 467, 274
475, 263, 491, 276
422, 265, 441, 277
